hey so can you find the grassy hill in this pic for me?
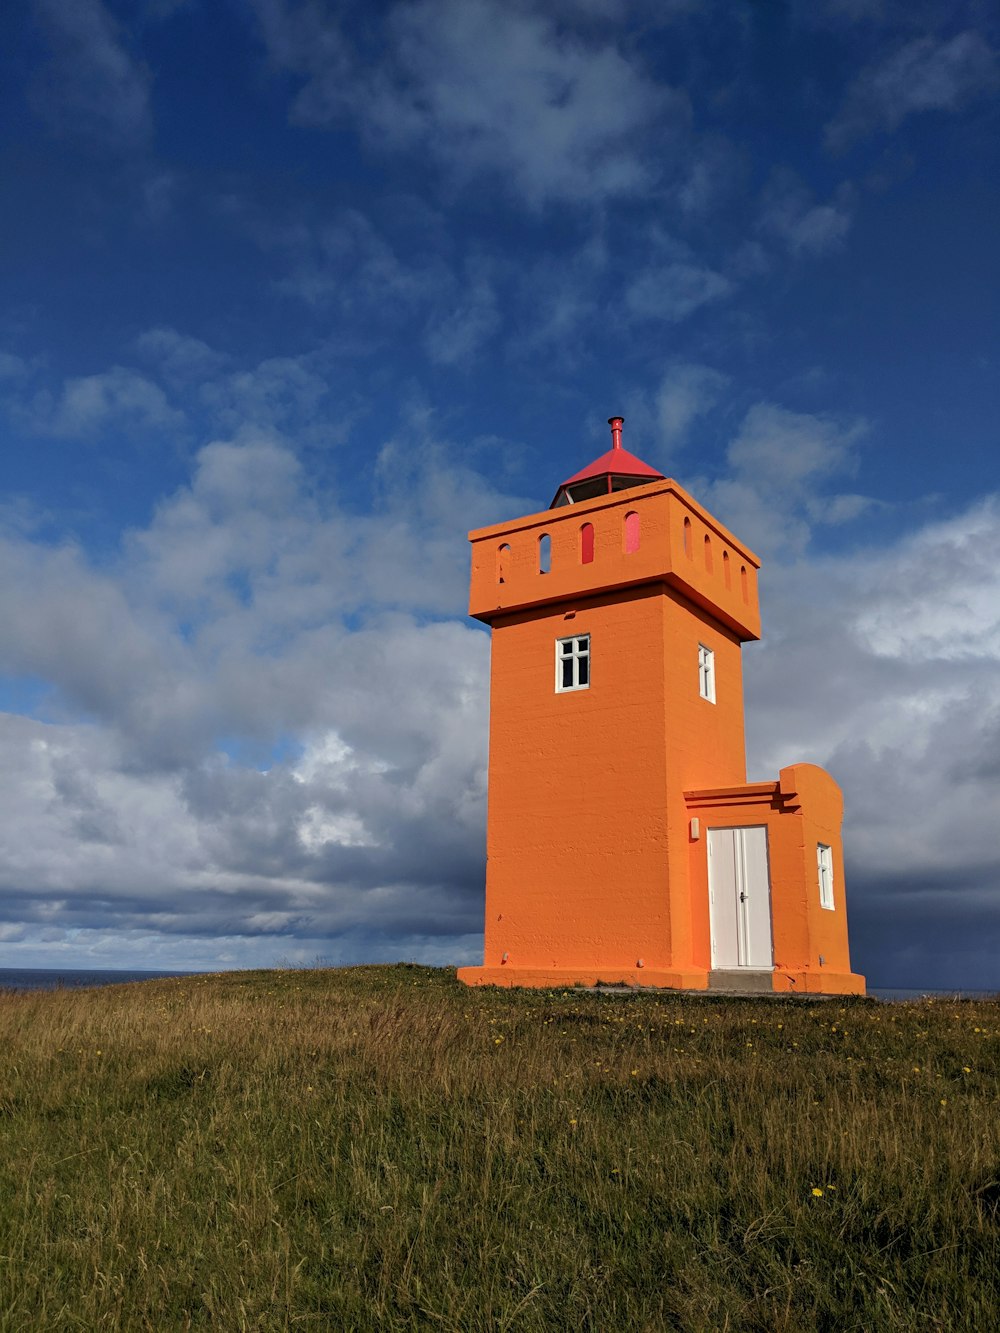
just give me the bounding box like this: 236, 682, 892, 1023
0, 966, 997, 1330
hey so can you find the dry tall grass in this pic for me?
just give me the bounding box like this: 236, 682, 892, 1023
0, 965, 997, 1330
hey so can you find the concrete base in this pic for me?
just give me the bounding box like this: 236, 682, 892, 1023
456, 965, 710, 991
709, 969, 775, 994
456, 964, 866, 997
708, 969, 865, 996
773, 969, 866, 996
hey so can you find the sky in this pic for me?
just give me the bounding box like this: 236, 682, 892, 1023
0, 0, 998, 987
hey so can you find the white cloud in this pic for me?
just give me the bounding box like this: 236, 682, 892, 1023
852, 500, 1000, 661
506, 235, 606, 366
758, 170, 855, 256
727, 402, 863, 487
654, 362, 729, 447
25, 366, 184, 439
0, 430, 507, 962
826, 30, 999, 150
0, 424, 526, 766
0, 530, 187, 757
1, 337, 349, 451
690, 401, 871, 559
424, 268, 500, 366
198, 357, 332, 436
253, 0, 682, 206
743, 495, 1000, 985
624, 261, 732, 323
620, 360, 729, 468
270, 209, 444, 313
133, 325, 364, 441
0, 353, 30, 381
141, 170, 183, 222
136, 328, 230, 386
0, 710, 486, 956
675, 136, 747, 218
29, 0, 152, 150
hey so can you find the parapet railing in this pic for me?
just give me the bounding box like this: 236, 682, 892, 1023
469, 480, 761, 641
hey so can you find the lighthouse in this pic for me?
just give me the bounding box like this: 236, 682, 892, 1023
458, 419, 864, 995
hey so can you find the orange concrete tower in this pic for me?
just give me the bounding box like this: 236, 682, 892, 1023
458, 419, 864, 995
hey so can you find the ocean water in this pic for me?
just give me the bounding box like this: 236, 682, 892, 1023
0, 968, 197, 992
870, 987, 999, 1001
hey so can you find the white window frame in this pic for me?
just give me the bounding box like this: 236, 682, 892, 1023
555, 634, 591, 693
698, 644, 716, 703
817, 843, 835, 910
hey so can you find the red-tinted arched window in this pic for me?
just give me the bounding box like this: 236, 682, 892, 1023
497, 543, 510, 585
683, 517, 692, 557
723, 550, 731, 589
580, 522, 594, 564
624, 511, 640, 554
740, 564, 749, 602
704, 534, 713, 573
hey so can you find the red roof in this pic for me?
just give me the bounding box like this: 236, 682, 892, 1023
550, 417, 664, 507
559, 444, 664, 488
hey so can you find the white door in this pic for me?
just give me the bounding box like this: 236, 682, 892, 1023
708, 826, 773, 969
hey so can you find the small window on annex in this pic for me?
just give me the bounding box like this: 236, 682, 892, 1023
817, 844, 835, 910
698, 644, 716, 703
555, 635, 590, 693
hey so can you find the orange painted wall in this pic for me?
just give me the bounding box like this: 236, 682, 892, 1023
479, 576, 754, 979
774, 764, 859, 993
662, 587, 747, 792
658, 589, 748, 972
458, 473, 864, 995
684, 765, 862, 994
483, 585, 672, 974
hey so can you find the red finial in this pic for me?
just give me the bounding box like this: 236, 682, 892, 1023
608, 416, 624, 450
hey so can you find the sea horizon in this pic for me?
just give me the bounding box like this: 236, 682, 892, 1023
0, 967, 201, 991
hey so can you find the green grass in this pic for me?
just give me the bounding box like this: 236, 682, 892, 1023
0, 966, 998, 1330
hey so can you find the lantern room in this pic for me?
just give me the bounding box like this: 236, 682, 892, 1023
550, 416, 665, 507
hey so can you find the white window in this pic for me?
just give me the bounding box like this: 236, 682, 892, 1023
698, 644, 716, 702
556, 635, 590, 692
817, 843, 835, 910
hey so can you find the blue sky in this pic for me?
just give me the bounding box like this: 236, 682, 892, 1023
0, 0, 998, 986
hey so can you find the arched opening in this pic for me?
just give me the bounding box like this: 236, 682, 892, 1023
624, 511, 640, 554
497, 543, 510, 585
539, 533, 551, 575
580, 522, 595, 564
740, 564, 749, 602
683, 516, 692, 557
704, 533, 713, 573
723, 550, 731, 589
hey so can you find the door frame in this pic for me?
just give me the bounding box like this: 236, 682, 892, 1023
707, 824, 774, 970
